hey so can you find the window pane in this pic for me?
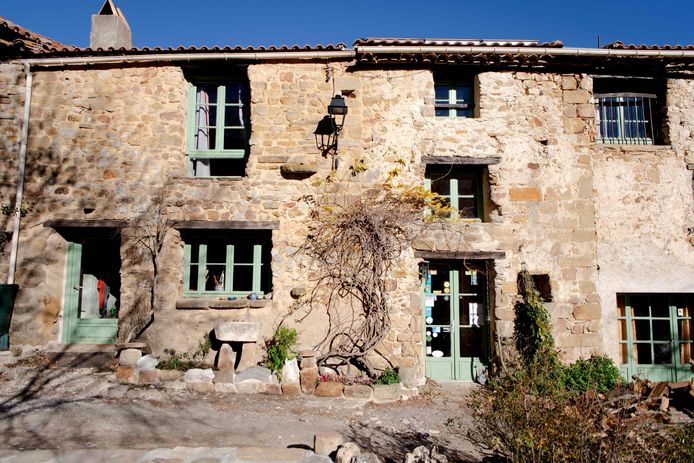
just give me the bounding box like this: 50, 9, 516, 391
188, 264, 198, 291
618, 319, 628, 341
653, 343, 672, 364
435, 108, 450, 117
195, 104, 217, 127
232, 266, 253, 292
456, 108, 472, 117
426, 328, 451, 357
205, 265, 226, 291
634, 319, 651, 340
629, 295, 649, 317
650, 295, 670, 317
652, 320, 671, 341
619, 343, 629, 364
207, 242, 227, 264
680, 342, 692, 364
430, 175, 450, 196
234, 244, 254, 264
225, 105, 243, 127
190, 245, 199, 264
455, 85, 471, 103
678, 319, 692, 342
225, 84, 245, 104
430, 296, 451, 325
635, 343, 652, 364
196, 85, 218, 105
223, 129, 245, 150
460, 326, 482, 357
434, 85, 449, 101
458, 197, 477, 218
195, 128, 216, 150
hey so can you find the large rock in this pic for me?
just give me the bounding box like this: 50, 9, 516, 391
282, 383, 301, 397
403, 445, 448, 463
281, 358, 300, 384
217, 343, 236, 370
184, 368, 215, 383
314, 432, 344, 456
300, 368, 319, 394
118, 348, 142, 367
336, 442, 361, 463
343, 385, 373, 400
235, 365, 273, 383
214, 321, 260, 342
213, 369, 235, 384
314, 382, 344, 398
135, 354, 158, 371
398, 367, 420, 388
372, 384, 401, 402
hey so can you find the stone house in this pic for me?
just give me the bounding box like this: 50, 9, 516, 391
1, 3, 693, 382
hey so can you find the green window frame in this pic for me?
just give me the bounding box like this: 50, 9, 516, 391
618, 293, 692, 381
434, 81, 474, 118
186, 82, 250, 176
182, 231, 271, 297
425, 165, 485, 220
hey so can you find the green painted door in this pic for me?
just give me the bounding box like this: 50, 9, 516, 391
423, 261, 488, 380
62, 239, 119, 344
618, 294, 693, 382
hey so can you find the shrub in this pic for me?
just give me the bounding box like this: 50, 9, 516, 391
560, 355, 621, 393
157, 335, 211, 370
373, 367, 400, 385
264, 326, 297, 375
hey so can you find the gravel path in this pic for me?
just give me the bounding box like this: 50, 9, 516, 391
0, 363, 484, 462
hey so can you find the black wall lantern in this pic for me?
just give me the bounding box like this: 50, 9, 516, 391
315, 94, 348, 170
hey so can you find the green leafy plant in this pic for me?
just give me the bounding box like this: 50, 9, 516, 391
373, 367, 400, 385
157, 335, 211, 370
560, 354, 621, 393
264, 326, 297, 375
1, 202, 32, 217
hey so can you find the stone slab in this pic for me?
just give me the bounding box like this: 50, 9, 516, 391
235, 365, 272, 383
185, 368, 215, 383
282, 383, 301, 397
218, 343, 236, 370
213, 369, 236, 384
236, 447, 309, 463
314, 382, 343, 398
372, 384, 401, 402
314, 432, 344, 456
214, 321, 261, 342
343, 385, 373, 400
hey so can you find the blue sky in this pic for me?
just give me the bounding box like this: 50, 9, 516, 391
2, 0, 692, 49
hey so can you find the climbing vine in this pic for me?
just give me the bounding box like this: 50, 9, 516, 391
293, 165, 450, 375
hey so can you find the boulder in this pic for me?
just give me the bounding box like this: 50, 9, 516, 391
336, 442, 361, 463
217, 343, 236, 370
235, 365, 273, 383
343, 385, 373, 400
300, 368, 319, 394
281, 358, 300, 384
184, 368, 215, 383
398, 367, 420, 388
158, 369, 184, 382
135, 354, 159, 371
118, 348, 142, 367
282, 383, 301, 397
372, 384, 401, 402
314, 432, 344, 456
315, 382, 344, 398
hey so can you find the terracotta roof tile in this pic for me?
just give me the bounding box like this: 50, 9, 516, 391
0, 15, 76, 54
353, 37, 564, 48
605, 41, 694, 50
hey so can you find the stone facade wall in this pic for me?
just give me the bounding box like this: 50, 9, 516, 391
0, 63, 25, 278
2, 58, 693, 376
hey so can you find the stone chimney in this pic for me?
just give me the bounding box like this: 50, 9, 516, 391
90, 0, 132, 49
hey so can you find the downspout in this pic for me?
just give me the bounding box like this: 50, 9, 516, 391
7, 63, 32, 285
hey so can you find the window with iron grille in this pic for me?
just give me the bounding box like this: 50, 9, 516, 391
593, 78, 663, 145
434, 78, 475, 118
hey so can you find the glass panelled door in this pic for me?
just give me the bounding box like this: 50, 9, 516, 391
618, 294, 692, 382
62, 236, 120, 344
423, 261, 488, 380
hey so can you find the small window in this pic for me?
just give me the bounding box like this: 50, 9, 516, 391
531, 274, 552, 302
425, 165, 486, 220
186, 82, 250, 176
435, 80, 474, 118
182, 230, 272, 296
593, 78, 664, 145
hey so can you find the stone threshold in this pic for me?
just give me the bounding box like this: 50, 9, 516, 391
176, 298, 270, 310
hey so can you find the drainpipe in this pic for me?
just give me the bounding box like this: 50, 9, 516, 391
7, 63, 32, 285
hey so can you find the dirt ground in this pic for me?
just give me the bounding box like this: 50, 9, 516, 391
0, 354, 485, 463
